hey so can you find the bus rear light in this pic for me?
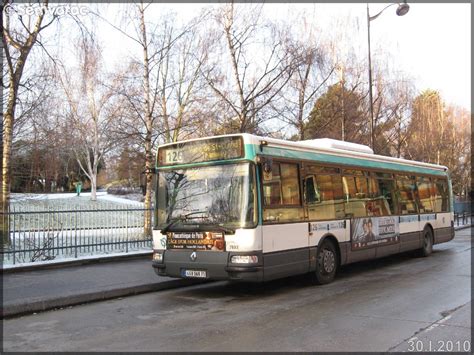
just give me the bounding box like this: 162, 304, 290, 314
231, 255, 258, 264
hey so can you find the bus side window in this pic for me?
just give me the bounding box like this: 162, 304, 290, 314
416, 176, 434, 213
304, 175, 320, 204
263, 162, 282, 205
262, 162, 304, 223
396, 175, 418, 215
304, 165, 344, 221
434, 178, 449, 212
370, 175, 397, 216
280, 163, 301, 205
342, 170, 369, 218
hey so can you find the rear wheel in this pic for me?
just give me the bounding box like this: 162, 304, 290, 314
311, 239, 338, 285
418, 228, 433, 257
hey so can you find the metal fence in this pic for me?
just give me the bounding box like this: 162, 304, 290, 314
1, 205, 153, 265
454, 201, 472, 214
454, 211, 473, 227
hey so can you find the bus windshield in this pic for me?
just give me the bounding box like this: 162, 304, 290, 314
156, 163, 256, 231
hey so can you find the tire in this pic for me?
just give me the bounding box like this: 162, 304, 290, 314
311, 239, 339, 285
418, 228, 434, 257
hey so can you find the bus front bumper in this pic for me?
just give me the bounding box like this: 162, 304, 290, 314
152, 250, 264, 282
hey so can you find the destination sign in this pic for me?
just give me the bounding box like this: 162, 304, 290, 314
158, 136, 243, 166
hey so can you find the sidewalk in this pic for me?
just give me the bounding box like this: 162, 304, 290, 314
2, 256, 203, 318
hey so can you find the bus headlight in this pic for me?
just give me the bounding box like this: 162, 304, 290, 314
153, 251, 163, 262
231, 255, 258, 264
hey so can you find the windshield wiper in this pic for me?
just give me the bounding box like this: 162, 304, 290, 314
160, 211, 209, 235
208, 225, 235, 234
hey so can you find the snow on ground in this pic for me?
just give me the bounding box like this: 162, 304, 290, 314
3, 250, 152, 269
100, 193, 144, 205
6, 192, 151, 266
11, 192, 144, 206
12, 191, 106, 201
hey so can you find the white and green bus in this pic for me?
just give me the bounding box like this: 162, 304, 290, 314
152, 134, 454, 284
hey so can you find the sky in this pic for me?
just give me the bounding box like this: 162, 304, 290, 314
306, 3, 471, 110
74, 2, 471, 111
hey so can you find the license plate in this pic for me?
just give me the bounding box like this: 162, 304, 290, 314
182, 269, 207, 278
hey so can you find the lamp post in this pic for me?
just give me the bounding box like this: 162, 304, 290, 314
367, 1, 409, 151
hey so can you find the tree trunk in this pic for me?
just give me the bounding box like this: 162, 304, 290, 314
139, 3, 153, 237
2, 80, 19, 246
1, 0, 49, 246
91, 162, 98, 201
2, 104, 14, 246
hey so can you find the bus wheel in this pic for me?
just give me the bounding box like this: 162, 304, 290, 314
312, 239, 338, 285
418, 228, 434, 257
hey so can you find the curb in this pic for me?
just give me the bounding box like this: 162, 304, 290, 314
1, 278, 206, 319
454, 224, 472, 231
2, 252, 153, 274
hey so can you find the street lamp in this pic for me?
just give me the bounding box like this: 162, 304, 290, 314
367, 1, 409, 151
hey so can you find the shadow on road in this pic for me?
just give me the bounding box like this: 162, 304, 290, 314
169, 248, 453, 302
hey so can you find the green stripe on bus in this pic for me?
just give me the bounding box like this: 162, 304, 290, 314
244, 143, 258, 160
156, 143, 446, 178
257, 145, 447, 177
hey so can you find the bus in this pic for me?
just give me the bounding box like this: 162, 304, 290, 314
152, 134, 454, 284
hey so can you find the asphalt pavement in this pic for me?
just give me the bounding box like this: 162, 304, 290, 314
3, 227, 471, 352
2, 256, 202, 318
2, 224, 471, 319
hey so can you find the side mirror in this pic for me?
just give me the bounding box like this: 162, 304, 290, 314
262, 158, 273, 180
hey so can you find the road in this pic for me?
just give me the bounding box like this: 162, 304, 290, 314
3, 229, 471, 352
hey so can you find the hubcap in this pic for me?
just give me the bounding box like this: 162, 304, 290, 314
322, 249, 335, 273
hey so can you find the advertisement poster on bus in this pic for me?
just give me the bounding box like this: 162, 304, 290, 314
351, 216, 400, 250
167, 232, 225, 251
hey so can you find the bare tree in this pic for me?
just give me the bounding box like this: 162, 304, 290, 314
405, 91, 471, 196
203, 2, 295, 134
448, 106, 471, 197
405, 90, 447, 164
135, 2, 155, 234
99, 3, 208, 235
273, 14, 335, 140
159, 19, 209, 143
376, 76, 415, 158
57, 35, 119, 201
1, 0, 58, 244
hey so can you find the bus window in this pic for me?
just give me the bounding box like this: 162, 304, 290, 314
416, 176, 434, 213
280, 163, 301, 205
342, 170, 369, 218
304, 169, 344, 221
434, 178, 449, 212
396, 175, 418, 214
369, 176, 397, 215
304, 176, 320, 204
263, 162, 281, 205
263, 162, 303, 223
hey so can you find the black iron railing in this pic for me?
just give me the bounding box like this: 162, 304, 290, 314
1, 205, 153, 265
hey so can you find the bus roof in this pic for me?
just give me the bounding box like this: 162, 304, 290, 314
157, 133, 449, 174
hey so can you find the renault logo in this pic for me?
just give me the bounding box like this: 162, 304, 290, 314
190, 252, 197, 261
